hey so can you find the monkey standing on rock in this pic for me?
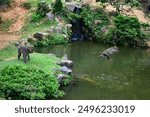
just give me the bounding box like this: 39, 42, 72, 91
100, 46, 119, 60
15, 40, 34, 63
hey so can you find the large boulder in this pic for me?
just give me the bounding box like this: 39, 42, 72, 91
66, 2, 82, 11
33, 32, 44, 40
46, 12, 55, 20
60, 66, 72, 75
57, 74, 66, 80
57, 59, 74, 68
57, 54, 74, 68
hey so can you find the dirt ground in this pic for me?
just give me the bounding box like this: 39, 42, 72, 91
0, 0, 28, 50
0, 33, 19, 50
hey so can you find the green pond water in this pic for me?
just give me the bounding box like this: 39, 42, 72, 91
35, 41, 150, 100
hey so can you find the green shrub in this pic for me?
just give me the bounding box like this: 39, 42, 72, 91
108, 15, 145, 47
0, 19, 14, 32
52, 0, 63, 14
67, 12, 81, 21
35, 34, 68, 47
0, 65, 64, 100
96, 0, 108, 3
36, 1, 50, 17
0, 16, 2, 24
0, 0, 11, 6
81, 6, 109, 42
127, 0, 141, 7
49, 34, 68, 45
22, 2, 31, 9
61, 75, 72, 86
31, 13, 43, 22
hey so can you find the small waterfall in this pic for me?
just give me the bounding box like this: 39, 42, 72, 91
71, 7, 85, 41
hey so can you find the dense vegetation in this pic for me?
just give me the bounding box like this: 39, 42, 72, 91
109, 15, 146, 46
0, 52, 73, 99
80, 5, 148, 47
27, 0, 71, 47
81, 6, 110, 42
23, 0, 150, 47
52, 0, 63, 14
35, 33, 68, 47
0, 0, 11, 6
0, 65, 64, 99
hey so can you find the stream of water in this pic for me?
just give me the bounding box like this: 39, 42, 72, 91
35, 41, 150, 100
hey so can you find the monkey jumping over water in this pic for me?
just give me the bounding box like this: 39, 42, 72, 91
100, 46, 119, 60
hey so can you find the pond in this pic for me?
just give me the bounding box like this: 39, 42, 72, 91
35, 41, 150, 100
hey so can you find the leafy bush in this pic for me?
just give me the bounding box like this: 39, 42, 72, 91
108, 15, 145, 47
0, 0, 11, 6
0, 16, 2, 24
0, 19, 14, 32
22, 2, 31, 9
49, 34, 68, 44
96, 0, 108, 3
52, 0, 63, 14
35, 34, 68, 47
31, 13, 43, 22
36, 1, 50, 17
61, 75, 72, 86
126, 0, 141, 7
0, 65, 64, 99
67, 12, 81, 21
81, 6, 109, 41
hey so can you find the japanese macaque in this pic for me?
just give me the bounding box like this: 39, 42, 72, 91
15, 40, 34, 63
100, 46, 118, 60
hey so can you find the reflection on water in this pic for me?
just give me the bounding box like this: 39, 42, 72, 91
35, 41, 150, 100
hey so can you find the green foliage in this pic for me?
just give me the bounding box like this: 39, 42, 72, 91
0, 65, 64, 99
140, 22, 150, 28
22, 2, 31, 9
0, 19, 14, 32
140, 22, 150, 40
126, 0, 141, 7
21, 19, 52, 38
67, 12, 81, 21
36, 1, 50, 17
81, 6, 109, 42
31, 13, 43, 22
49, 34, 68, 44
96, 0, 108, 3
0, 53, 60, 74
81, 7, 109, 27
35, 34, 68, 47
109, 15, 145, 46
61, 75, 72, 86
52, 0, 63, 14
80, 6, 146, 47
0, 16, 2, 23
0, 44, 17, 60
0, 0, 11, 6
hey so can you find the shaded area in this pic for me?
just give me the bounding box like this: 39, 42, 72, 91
71, 7, 85, 41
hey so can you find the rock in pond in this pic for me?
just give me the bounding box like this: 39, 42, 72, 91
60, 66, 72, 75
57, 59, 74, 68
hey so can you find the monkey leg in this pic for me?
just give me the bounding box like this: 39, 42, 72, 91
28, 54, 30, 60
103, 54, 110, 60
18, 50, 21, 60
23, 53, 27, 63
